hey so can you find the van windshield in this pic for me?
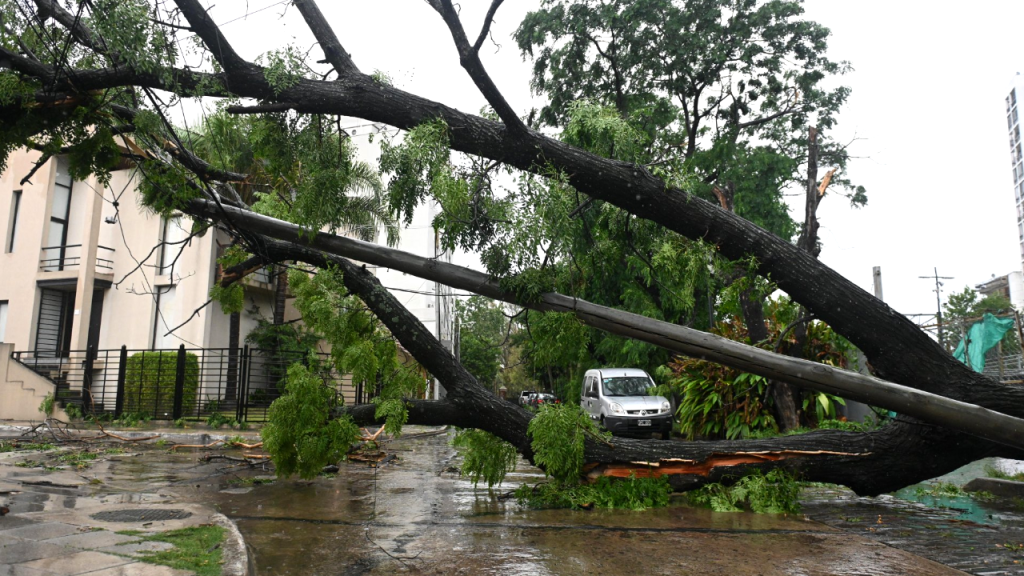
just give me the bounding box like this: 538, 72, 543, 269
601, 376, 652, 397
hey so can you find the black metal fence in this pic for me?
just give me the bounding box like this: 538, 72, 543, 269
11, 346, 365, 422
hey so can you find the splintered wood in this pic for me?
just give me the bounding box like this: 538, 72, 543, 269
589, 449, 870, 479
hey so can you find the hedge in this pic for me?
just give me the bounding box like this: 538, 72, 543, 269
123, 351, 199, 417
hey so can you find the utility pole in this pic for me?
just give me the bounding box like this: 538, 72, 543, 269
919, 267, 954, 349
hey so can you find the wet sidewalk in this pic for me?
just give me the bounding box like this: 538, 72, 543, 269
0, 427, 249, 576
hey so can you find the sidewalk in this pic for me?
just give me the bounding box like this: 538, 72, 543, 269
0, 423, 251, 576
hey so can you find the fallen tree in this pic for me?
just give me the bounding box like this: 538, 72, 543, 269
2, 0, 1023, 495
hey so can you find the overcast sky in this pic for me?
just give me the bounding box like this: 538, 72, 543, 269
209, 0, 1024, 321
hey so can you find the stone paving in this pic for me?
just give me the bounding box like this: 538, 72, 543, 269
0, 516, 192, 575
0, 428, 250, 576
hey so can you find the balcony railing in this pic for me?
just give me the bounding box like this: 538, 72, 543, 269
39, 244, 115, 273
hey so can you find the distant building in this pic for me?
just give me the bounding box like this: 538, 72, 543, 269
975, 271, 1024, 311
341, 120, 456, 399
1006, 77, 1024, 271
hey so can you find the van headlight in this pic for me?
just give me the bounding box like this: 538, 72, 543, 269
661, 400, 671, 412
609, 403, 625, 415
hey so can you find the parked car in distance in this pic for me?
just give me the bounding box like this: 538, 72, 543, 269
580, 368, 672, 436
519, 391, 535, 406
530, 393, 559, 407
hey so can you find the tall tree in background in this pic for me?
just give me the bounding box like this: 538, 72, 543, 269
456, 296, 507, 392
508, 0, 864, 428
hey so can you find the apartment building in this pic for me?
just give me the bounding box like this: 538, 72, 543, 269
1007, 76, 1024, 272
0, 134, 455, 418
0, 150, 275, 355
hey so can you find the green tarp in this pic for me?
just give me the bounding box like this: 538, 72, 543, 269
952, 313, 1015, 372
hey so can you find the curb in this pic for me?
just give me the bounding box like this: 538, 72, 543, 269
210, 510, 251, 576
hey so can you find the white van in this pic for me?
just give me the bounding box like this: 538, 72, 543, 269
581, 368, 672, 436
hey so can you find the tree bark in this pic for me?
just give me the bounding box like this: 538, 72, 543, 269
738, 288, 800, 432
235, 236, 1024, 496
272, 264, 288, 326
197, 200, 1024, 451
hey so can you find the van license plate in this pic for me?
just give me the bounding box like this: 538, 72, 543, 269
638, 419, 651, 427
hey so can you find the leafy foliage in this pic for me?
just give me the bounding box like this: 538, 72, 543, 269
245, 320, 321, 390
451, 429, 519, 488
515, 0, 864, 206
262, 363, 360, 479
670, 297, 852, 438
689, 468, 801, 514
38, 393, 55, 417
527, 403, 599, 483
516, 474, 672, 511
456, 296, 508, 389
288, 266, 424, 435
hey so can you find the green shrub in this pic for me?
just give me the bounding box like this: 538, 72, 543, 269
63, 403, 83, 420
688, 468, 801, 514
38, 393, 55, 417
516, 475, 672, 511
123, 351, 199, 418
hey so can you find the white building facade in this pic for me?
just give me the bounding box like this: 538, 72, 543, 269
1006, 76, 1024, 272
342, 120, 456, 399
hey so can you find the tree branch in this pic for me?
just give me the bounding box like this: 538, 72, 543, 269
292, 0, 359, 76
473, 0, 506, 54
188, 200, 1024, 453
427, 0, 527, 135
172, 0, 255, 74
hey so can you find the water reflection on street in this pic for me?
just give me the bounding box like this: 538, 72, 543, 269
91, 430, 1024, 575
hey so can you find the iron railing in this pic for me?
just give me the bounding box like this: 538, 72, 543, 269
39, 244, 115, 273
983, 352, 1024, 382
11, 346, 367, 422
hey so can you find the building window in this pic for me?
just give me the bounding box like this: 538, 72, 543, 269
0, 300, 7, 342
157, 215, 184, 276
42, 159, 73, 271
6, 190, 21, 253
150, 285, 176, 349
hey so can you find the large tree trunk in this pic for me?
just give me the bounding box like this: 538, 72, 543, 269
738, 288, 800, 432
200, 201, 1024, 451
248, 238, 1024, 496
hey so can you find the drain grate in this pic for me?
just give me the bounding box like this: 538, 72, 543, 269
90, 509, 193, 523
